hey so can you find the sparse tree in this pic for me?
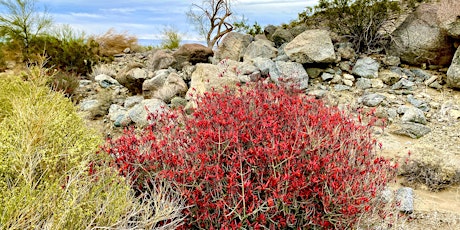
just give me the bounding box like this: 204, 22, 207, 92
160, 26, 182, 50
0, 0, 52, 59
186, 0, 233, 48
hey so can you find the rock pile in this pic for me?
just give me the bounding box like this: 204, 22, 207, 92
77, 2, 460, 144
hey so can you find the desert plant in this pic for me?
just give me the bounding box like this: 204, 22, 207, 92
304, 0, 400, 53
186, 0, 233, 48
102, 82, 398, 229
160, 26, 182, 50
400, 153, 460, 191
0, 0, 53, 60
89, 28, 139, 57
233, 16, 263, 36
0, 74, 185, 229
48, 70, 80, 98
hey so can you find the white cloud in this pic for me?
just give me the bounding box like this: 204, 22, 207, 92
69, 12, 104, 19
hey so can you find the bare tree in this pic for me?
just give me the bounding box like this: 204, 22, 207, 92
0, 0, 52, 59
186, 0, 233, 48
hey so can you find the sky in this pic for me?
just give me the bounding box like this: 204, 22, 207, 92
34, 0, 319, 45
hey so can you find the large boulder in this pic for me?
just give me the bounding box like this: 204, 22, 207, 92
116, 65, 153, 94
263, 25, 278, 41
284, 29, 336, 64
271, 27, 294, 47
185, 63, 240, 100
127, 99, 168, 127
243, 39, 277, 61
143, 70, 188, 103
173, 43, 213, 70
447, 46, 460, 89
270, 61, 309, 90
147, 50, 176, 71
389, 3, 455, 66
215, 32, 252, 62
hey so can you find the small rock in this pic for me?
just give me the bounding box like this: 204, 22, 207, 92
80, 99, 99, 111
379, 69, 401, 86
124, 95, 144, 108
361, 93, 386, 107
396, 187, 414, 214
306, 68, 323, 79
342, 79, 353, 87
371, 79, 384, 88
356, 78, 372, 90
321, 72, 334, 81
410, 69, 431, 82
392, 122, 431, 139
352, 57, 379, 78
407, 95, 430, 112
383, 56, 401, 66
307, 89, 328, 99
334, 84, 351, 92
94, 74, 120, 88
343, 73, 355, 81
391, 78, 415, 90
449, 109, 460, 119
400, 106, 427, 124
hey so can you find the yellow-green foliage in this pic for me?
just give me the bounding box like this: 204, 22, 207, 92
0, 75, 184, 229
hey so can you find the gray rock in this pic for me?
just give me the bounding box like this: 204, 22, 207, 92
79, 80, 92, 87
272, 28, 294, 47
383, 56, 401, 66
143, 72, 188, 103
124, 95, 144, 108
270, 61, 309, 90
94, 74, 120, 88
284, 29, 336, 63
127, 99, 168, 127
264, 25, 277, 40
108, 104, 127, 122
352, 57, 379, 78
356, 78, 372, 90
243, 39, 277, 61
116, 67, 152, 94
389, 3, 455, 66
335, 42, 355, 60
379, 70, 401, 86
321, 72, 334, 81
396, 187, 414, 214
185, 63, 240, 100
391, 78, 415, 90
307, 89, 328, 99
215, 32, 252, 62
407, 95, 430, 112
392, 122, 431, 138
446, 17, 460, 39
400, 106, 427, 124
80, 99, 99, 111
447, 46, 460, 89
361, 93, 386, 107
334, 84, 351, 91
410, 69, 432, 82
252, 57, 275, 76
306, 68, 323, 79
173, 44, 213, 70
148, 50, 176, 71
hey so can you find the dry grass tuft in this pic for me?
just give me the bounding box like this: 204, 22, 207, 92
89, 28, 140, 56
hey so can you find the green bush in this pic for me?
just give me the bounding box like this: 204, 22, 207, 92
301, 0, 400, 53
0, 75, 184, 229
160, 27, 182, 50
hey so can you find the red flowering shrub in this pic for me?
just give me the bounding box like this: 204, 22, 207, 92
102, 82, 397, 229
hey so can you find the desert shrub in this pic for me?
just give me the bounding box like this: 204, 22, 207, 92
48, 70, 80, 98
26, 34, 100, 76
89, 28, 140, 56
0, 74, 184, 229
302, 0, 400, 53
233, 17, 263, 36
400, 154, 460, 191
102, 82, 397, 229
160, 27, 182, 50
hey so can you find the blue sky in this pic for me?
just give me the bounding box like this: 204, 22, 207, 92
36, 0, 318, 45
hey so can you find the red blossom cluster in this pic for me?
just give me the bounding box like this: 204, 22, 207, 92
101, 82, 397, 229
